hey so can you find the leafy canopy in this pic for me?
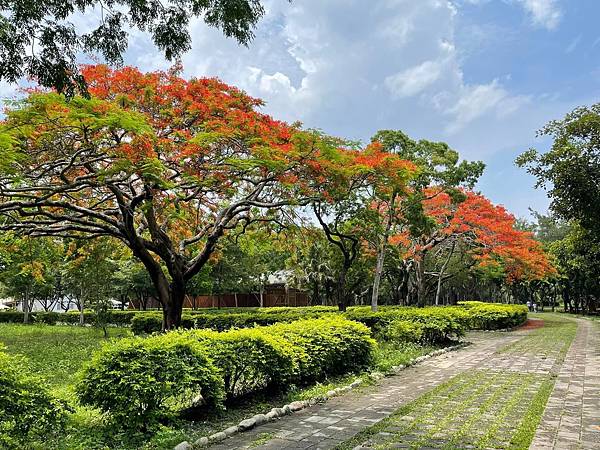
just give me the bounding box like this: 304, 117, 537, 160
0, 0, 270, 96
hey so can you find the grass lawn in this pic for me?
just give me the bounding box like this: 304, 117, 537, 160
0, 323, 131, 400
0, 323, 443, 449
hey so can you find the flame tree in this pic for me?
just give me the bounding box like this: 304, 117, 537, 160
0, 65, 377, 328
388, 189, 555, 305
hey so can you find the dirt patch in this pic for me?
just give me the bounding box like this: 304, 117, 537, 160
518, 319, 545, 331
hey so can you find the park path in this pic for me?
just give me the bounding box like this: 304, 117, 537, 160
208, 316, 600, 450
531, 318, 600, 449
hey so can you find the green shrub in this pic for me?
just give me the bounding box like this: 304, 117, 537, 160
77, 317, 376, 430
459, 301, 528, 330
0, 311, 26, 323
269, 317, 377, 383
0, 351, 69, 448
76, 333, 224, 429
130, 312, 163, 334
130, 312, 199, 334
129, 310, 325, 335
188, 328, 297, 398
380, 319, 424, 343
344, 307, 470, 343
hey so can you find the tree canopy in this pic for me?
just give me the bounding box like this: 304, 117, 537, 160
0, 65, 416, 326
0, 0, 270, 95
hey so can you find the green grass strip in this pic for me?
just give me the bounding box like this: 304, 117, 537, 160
509, 376, 556, 449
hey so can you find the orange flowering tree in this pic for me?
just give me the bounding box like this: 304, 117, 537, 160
390, 189, 555, 305
0, 65, 361, 328
367, 129, 485, 310
310, 140, 417, 311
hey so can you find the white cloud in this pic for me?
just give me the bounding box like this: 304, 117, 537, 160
385, 60, 444, 98
516, 0, 562, 30
443, 80, 530, 132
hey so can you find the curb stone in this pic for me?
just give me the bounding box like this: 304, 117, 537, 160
178, 342, 467, 449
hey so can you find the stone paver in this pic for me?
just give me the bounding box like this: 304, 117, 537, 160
531, 319, 600, 450
207, 317, 600, 450
209, 331, 523, 449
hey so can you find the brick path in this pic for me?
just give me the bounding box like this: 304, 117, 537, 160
531, 318, 600, 450
207, 317, 600, 450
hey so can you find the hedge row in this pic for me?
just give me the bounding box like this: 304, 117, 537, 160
0, 303, 527, 341
128, 302, 528, 342
457, 301, 528, 330
0, 306, 335, 327
76, 317, 375, 429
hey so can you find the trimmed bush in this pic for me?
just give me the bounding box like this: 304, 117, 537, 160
76, 333, 224, 429
188, 328, 297, 398
268, 317, 377, 383
130, 309, 326, 335
459, 301, 528, 330
344, 306, 470, 343
2, 302, 527, 340
0, 351, 69, 448
0, 310, 140, 326
77, 317, 376, 429
0, 311, 26, 323
380, 319, 424, 343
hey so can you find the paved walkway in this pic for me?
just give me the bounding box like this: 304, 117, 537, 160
208, 317, 600, 450
531, 318, 600, 449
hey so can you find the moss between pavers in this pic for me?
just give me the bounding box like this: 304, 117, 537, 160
335, 315, 577, 450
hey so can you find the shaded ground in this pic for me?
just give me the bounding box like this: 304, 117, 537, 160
208, 315, 600, 450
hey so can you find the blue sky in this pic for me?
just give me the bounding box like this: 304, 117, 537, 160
6, 0, 597, 219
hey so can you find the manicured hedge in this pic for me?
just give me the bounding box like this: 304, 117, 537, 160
268, 317, 376, 382
128, 302, 528, 341
0, 351, 69, 447
129, 309, 326, 334
1, 302, 527, 340
458, 301, 528, 330
189, 328, 297, 399
76, 333, 224, 429
344, 306, 471, 343
77, 317, 375, 429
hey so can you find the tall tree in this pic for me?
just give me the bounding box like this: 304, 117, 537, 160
368, 130, 484, 309
0, 65, 344, 328
0, 0, 270, 96
516, 103, 600, 236
310, 141, 415, 311
388, 190, 554, 306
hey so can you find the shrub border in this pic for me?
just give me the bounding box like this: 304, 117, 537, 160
173, 342, 468, 450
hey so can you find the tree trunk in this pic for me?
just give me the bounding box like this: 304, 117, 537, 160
79, 287, 85, 326
23, 290, 30, 324
435, 241, 455, 306
163, 281, 186, 330
370, 246, 385, 312
337, 263, 350, 312
259, 284, 264, 308
415, 257, 426, 307
371, 194, 396, 312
